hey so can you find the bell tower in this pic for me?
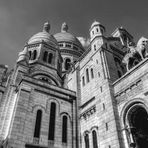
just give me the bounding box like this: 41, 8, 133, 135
75, 21, 122, 148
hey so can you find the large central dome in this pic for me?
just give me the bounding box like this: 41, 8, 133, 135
54, 22, 83, 48
28, 22, 58, 47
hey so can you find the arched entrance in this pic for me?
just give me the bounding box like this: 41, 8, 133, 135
125, 105, 148, 148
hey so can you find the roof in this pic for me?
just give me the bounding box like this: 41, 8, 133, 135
54, 22, 83, 48
91, 21, 101, 28
28, 31, 58, 46
54, 32, 83, 47
28, 22, 58, 47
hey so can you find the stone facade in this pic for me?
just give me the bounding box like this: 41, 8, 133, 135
0, 21, 148, 148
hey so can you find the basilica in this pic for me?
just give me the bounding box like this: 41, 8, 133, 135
0, 20, 148, 148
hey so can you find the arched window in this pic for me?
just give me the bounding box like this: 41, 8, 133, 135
48, 102, 56, 140
82, 76, 85, 86
57, 60, 61, 72
43, 51, 48, 62
121, 65, 125, 73
100, 28, 104, 34
59, 43, 63, 47
62, 115, 68, 143
32, 50, 37, 60
94, 45, 96, 51
73, 46, 78, 50
41, 77, 49, 83
98, 72, 100, 77
96, 28, 99, 32
92, 130, 98, 148
86, 69, 90, 83
84, 133, 89, 148
29, 51, 32, 60
133, 59, 139, 66
48, 53, 53, 64
66, 44, 71, 48
117, 70, 122, 78
65, 58, 71, 71
34, 110, 42, 138
125, 106, 148, 148
91, 68, 94, 79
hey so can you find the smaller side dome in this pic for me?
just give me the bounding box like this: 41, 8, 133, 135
28, 22, 58, 47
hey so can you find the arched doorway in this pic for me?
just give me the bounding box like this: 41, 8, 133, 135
125, 105, 148, 148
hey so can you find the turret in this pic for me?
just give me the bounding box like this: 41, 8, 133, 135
89, 21, 106, 52
90, 21, 105, 42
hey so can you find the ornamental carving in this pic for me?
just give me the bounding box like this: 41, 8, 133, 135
80, 105, 96, 120
115, 80, 142, 104
122, 37, 148, 70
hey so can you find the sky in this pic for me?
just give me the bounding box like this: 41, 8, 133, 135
0, 0, 148, 68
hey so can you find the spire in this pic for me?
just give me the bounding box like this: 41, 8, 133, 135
61, 22, 68, 32
43, 21, 50, 33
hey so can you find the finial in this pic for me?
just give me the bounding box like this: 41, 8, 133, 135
43, 21, 50, 32
61, 22, 68, 32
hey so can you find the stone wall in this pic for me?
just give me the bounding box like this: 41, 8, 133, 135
113, 58, 148, 148
3, 77, 77, 148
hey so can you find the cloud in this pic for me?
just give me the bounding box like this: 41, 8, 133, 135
77, 37, 90, 49
0, 0, 148, 67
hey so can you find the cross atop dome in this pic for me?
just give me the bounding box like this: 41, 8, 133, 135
43, 21, 50, 32
61, 22, 68, 32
